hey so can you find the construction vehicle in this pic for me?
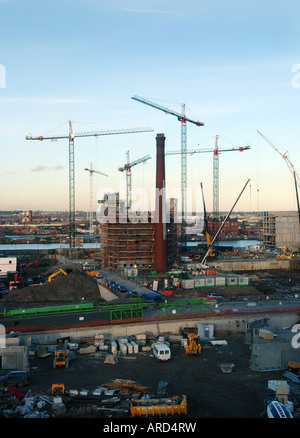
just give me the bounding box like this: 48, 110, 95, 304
53, 342, 70, 368
86, 270, 100, 277
47, 268, 68, 283
184, 333, 201, 355
288, 361, 300, 373
52, 383, 65, 396
25, 260, 38, 270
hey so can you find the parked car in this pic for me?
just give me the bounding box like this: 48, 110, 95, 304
118, 286, 127, 293
163, 287, 174, 296
206, 293, 223, 300
0, 371, 30, 388
127, 290, 139, 298
107, 280, 116, 289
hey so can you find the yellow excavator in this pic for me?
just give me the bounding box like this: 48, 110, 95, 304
47, 268, 68, 283
184, 333, 202, 355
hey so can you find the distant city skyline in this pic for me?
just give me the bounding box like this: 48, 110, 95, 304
0, 1, 300, 213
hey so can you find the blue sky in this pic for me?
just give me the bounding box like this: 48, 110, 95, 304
0, 0, 300, 214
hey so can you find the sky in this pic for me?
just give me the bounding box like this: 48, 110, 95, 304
0, 0, 300, 215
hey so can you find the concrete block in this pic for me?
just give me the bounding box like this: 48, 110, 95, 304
259, 329, 274, 340
130, 341, 139, 354
53, 396, 62, 404
104, 355, 118, 364
92, 387, 105, 396
79, 345, 96, 354
111, 341, 118, 355
135, 334, 146, 341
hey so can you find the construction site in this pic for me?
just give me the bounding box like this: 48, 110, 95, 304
0, 98, 300, 422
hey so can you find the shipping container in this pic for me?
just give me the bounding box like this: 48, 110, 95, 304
194, 278, 206, 288
181, 279, 195, 289
204, 276, 215, 287
225, 275, 238, 286
237, 275, 249, 286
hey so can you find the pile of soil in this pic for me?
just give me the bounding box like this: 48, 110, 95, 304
1, 269, 103, 306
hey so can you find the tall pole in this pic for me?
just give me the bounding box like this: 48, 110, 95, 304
213, 135, 219, 222
89, 163, 94, 234
84, 164, 108, 234
126, 151, 132, 210
181, 104, 187, 248
68, 121, 75, 251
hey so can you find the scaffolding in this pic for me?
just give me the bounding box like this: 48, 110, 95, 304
100, 219, 155, 272
99, 195, 179, 273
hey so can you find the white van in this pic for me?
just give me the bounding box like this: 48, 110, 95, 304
152, 343, 171, 361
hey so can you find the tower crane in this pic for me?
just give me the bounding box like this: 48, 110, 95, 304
131, 95, 204, 245
166, 142, 250, 224
26, 123, 153, 252
118, 152, 151, 210
257, 130, 300, 227
84, 163, 108, 234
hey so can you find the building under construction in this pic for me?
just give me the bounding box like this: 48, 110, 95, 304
99, 134, 179, 274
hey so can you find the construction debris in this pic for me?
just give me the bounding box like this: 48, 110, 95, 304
104, 355, 119, 364
219, 363, 235, 373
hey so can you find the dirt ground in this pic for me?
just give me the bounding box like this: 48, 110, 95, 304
2, 267, 300, 420
24, 332, 290, 419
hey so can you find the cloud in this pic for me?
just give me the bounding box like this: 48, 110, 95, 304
32, 165, 47, 172
31, 165, 64, 172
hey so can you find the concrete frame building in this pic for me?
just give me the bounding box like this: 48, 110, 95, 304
262, 211, 300, 251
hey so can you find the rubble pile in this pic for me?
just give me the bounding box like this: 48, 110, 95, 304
1, 269, 103, 305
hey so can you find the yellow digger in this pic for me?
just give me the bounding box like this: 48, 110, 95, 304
184, 333, 201, 355
47, 268, 68, 283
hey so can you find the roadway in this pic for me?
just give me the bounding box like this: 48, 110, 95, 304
95, 269, 300, 315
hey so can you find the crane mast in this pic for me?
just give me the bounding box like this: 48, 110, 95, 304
213, 135, 219, 222
118, 152, 151, 210
84, 163, 108, 234
69, 121, 75, 247
131, 95, 204, 247
26, 123, 153, 253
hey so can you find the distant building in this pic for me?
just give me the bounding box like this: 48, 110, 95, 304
262, 211, 300, 251
207, 216, 239, 237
